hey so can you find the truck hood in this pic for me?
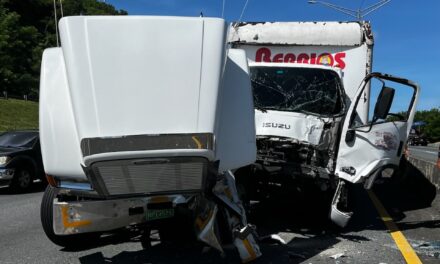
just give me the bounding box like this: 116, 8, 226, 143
255, 110, 325, 145
59, 16, 226, 139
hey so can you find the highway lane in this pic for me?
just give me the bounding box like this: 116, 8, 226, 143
408, 146, 438, 164
0, 179, 439, 264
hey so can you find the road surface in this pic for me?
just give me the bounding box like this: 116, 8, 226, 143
0, 177, 439, 264
408, 146, 438, 164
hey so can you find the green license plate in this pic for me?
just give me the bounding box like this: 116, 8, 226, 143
146, 208, 174, 221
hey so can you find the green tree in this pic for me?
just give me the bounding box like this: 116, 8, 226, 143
414, 108, 440, 142
0, 0, 127, 99
388, 107, 440, 142
0, 1, 41, 98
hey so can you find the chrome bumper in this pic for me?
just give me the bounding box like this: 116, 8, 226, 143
53, 194, 188, 235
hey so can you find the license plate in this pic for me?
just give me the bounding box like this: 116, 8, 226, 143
146, 208, 174, 221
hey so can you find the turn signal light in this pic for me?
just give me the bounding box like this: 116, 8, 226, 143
45, 174, 58, 187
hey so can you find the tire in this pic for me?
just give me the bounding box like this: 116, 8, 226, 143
11, 166, 33, 192
40, 186, 100, 248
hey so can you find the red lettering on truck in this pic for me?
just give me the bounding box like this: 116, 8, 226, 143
255, 47, 346, 69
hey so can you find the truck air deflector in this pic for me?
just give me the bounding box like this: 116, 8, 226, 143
81, 133, 214, 157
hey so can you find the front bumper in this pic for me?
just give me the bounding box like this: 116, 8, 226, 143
0, 169, 15, 186
53, 194, 188, 235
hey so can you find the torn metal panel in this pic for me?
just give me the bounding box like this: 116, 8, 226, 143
229, 21, 366, 46
330, 181, 353, 227
194, 199, 224, 253
233, 225, 262, 263
213, 171, 247, 221
210, 171, 262, 262
255, 115, 343, 179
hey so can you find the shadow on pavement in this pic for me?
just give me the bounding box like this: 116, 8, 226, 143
74, 191, 366, 263
0, 181, 46, 195
70, 158, 438, 263
373, 159, 438, 229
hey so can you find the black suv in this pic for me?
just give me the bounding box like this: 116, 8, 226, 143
0, 131, 45, 191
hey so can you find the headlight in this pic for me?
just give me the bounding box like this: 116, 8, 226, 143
0, 156, 10, 165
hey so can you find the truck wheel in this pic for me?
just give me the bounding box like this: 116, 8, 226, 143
11, 167, 33, 192
40, 185, 100, 248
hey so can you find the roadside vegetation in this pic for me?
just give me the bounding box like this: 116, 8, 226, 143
0, 98, 38, 131
0, 0, 126, 100
413, 107, 440, 142
388, 107, 440, 142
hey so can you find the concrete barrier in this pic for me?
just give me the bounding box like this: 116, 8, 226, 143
407, 156, 440, 190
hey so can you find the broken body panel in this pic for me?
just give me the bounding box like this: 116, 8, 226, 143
40, 16, 260, 261
230, 21, 419, 227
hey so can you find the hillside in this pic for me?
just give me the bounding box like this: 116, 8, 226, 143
0, 99, 38, 131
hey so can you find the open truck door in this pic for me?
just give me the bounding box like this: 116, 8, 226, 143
331, 73, 419, 227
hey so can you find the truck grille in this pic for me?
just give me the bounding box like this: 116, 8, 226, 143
90, 157, 207, 196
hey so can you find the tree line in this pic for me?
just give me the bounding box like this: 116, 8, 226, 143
1, 1, 438, 142
0, 0, 126, 100
388, 107, 440, 142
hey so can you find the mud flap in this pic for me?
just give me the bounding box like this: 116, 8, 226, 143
330, 180, 353, 228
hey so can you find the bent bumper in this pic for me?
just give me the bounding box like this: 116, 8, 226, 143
53, 194, 188, 235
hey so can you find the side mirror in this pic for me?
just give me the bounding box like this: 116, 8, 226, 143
373, 86, 395, 121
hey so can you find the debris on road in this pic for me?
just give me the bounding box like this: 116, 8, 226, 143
330, 252, 346, 259
259, 234, 287, 245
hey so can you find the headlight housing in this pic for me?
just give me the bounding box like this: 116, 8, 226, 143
0, 156, 10, 165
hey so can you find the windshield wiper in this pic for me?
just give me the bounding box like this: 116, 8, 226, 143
254, 105, 268, 113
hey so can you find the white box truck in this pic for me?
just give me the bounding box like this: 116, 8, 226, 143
229, 21, 420, 227
39, 16, 261, 262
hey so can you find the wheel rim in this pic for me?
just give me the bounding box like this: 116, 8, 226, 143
18, 170, 31, 188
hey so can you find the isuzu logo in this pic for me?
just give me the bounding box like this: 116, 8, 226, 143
263, 123, 291, 129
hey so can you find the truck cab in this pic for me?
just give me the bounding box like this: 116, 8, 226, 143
230, 21, 420, 227
250, 62, 346, 193
39, 16, 261, 261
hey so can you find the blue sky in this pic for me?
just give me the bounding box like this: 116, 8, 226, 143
106, 0, 439, 111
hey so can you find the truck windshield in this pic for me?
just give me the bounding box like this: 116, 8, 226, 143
250, 67, 344, 116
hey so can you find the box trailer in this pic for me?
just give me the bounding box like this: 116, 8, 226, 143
230, 21, 420, 227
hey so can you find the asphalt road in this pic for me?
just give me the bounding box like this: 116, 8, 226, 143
0, 176, 439, 264
408, 146, 438, 164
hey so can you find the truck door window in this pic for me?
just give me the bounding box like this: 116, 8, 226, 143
250, 67, 345, 116
351, 77, 416, 129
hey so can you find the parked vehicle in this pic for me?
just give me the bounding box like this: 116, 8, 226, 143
407, 134, 428, 146
39, 16, 261, 262
230, 21, 420, 227
407, 125, 428, 146
0, 130, 44, 191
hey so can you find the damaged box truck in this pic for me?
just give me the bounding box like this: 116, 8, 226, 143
229, 21, 420, 227
39, 16, 261, 262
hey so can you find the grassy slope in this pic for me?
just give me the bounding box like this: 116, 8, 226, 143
0, 99, 39, 131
